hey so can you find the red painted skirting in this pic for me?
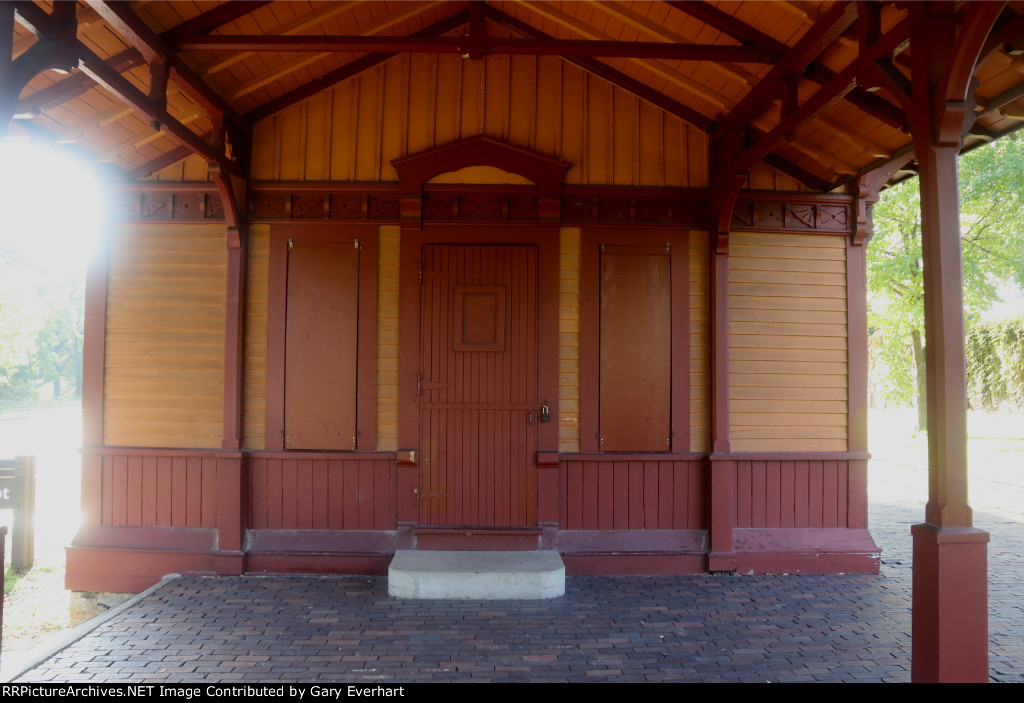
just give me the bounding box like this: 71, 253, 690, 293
68, 448, 878, 591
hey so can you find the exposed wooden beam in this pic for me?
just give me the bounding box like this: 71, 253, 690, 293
246, 10, 471, 123
14, 47, 143, 115
227, 0, 448, 102
521, 0, 733, 111
201, 0, 364, 76
979, 78, 1024, 117
98, 104, 204, 162
668, 0, 907, 131
11, 5, 102, 57
714, 2, 858, 139
487, 7, 714, 131
14, 1, 239, 176
85, 1, 247, 132
173, 33, 775, 61
160, 1, 272, 45
761, 151, 831, 191
125, 142, 194, 179
666, 1, 786, 57
14, 2, 268, 116
585, 1, 756, 85
732, 18, 911, 176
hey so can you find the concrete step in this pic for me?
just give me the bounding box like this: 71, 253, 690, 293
388, 550, 565, 599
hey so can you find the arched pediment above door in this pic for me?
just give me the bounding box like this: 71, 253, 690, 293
391, 135, 569, 229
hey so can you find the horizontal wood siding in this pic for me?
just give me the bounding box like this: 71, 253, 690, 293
377, 225, 400, 451
560, 457, 705, 531
104, 225, 226, 448
244, 225, 270, 450
729, 232, 848, 452
249, 455, 394, 531
99, 452, 217, 529
251, 53, 706, 187
689, 232, 710, 452
734, 458, 851, 528
559, 227, 581, 452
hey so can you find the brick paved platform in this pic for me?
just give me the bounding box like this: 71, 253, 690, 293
8, 496, 1023, 683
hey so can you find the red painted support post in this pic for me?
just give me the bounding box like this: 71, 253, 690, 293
905, 3, 1000, 683
911, 138, 991, 683
706, 236, 736, 572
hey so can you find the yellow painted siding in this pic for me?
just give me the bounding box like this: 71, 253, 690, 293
104, 225, 226, 448
689, 231, 710, 453
729, 232, 848, 452
377, 225, 400, 451
243, 224, 270, 450
251, 54, 707, 187
559, 227, 581, 453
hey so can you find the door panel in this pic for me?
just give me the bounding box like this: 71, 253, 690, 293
419, 245, 538, 527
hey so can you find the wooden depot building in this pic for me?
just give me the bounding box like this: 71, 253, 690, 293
5, 0, 1022, 682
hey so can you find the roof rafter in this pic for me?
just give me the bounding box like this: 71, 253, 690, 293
714, 1, 858, 139
486, 6, 711, 131
85, 1, 247, 132
246, 9, 472, 123
14, 0, 240, 177
172, 34, 776, 62
668, 0, 908, 131
733, 16, 911, 176
520, 0, 732, 112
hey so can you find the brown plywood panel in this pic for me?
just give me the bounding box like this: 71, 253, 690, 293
599, 249, 671, 451
284, 242, 359, 450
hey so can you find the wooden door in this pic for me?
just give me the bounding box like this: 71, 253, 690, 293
419, 245, 538, 527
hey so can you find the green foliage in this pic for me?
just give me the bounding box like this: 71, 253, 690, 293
967, 316, 1024, 410
868, 133, 1024, 413
0, 249, 84, 404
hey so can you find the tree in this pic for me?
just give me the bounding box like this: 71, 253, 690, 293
867, 132, 1024, 429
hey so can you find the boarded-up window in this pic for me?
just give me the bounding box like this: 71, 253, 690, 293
599, 247, 672, 451
265, 225, 377, 452
284, 242, 359, 449
580, 230, 688, 454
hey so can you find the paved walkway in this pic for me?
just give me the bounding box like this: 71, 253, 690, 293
8, 491, 1024, 683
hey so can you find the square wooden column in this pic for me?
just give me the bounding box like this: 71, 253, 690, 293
911, 140, 990, 683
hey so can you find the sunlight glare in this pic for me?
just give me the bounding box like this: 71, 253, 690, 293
0, 139, 105, 279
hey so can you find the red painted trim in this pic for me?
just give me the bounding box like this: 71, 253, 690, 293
82, 231, 109, 448
244, 554, 392, 576
71, 525, 217, 550
562, 554, 707, 576
710, 241, 729, 455
579, 239, 600, 453
392, 135, 570, 196
264, 223, 378, 452
558, 529, 705, 553
579, 228, 690, 452
672, 235, 690, 452
222, 244, 246, 450
66, 546, 219, 593
565, 452, 707, 462
847, 242, 869, 454
81, 447, 244, 458
709, 451, 870, 461
247, 529, 395, 553
215, 455, 246, 561
247, 450, 394, 461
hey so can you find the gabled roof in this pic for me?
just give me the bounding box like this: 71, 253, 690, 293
7, 1, 1024, 190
